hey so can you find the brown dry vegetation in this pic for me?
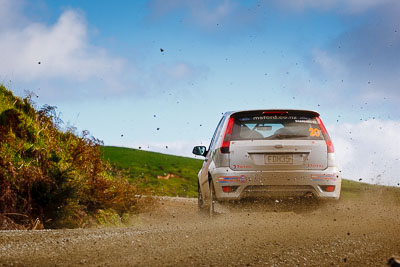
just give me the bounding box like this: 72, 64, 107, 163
0, 85, 151, 230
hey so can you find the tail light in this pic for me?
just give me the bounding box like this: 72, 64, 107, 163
320, 185, 335, 192
222, 186, 239, 193
222, 186, 231, 193
220, 117, 234, 153
316, 117, 334, 153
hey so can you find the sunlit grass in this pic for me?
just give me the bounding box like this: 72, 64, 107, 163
341, 179, 400, 203
102, 146, 203, 197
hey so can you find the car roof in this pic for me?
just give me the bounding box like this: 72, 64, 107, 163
224, 109, 320, 117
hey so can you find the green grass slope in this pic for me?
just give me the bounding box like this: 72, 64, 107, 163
341, 179, 400, 203
102, 146, 203, 197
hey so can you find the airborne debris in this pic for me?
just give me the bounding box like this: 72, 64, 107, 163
160, 48, 164, 52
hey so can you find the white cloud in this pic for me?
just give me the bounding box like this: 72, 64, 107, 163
166, 63, 193, 79
149, 62, 207, 87
192, 0, 233, 27
149, 0, 235, 28
312, 48, 347, 80
329, 119, 400, 186
304, 0, 400, 104
275, 0, 392, 13
0, 0, 26, 30
0, 8, 125, 91
0, 0, 209, 101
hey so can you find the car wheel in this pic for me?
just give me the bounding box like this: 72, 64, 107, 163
198, 180, 208, 215
209, 180, 216, 216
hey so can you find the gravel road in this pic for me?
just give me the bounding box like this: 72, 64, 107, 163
1, 190, 399, 266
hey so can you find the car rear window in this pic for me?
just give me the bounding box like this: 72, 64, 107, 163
231, 115, 324, 141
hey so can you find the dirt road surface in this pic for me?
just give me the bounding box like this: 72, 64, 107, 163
1, 191, 400, 266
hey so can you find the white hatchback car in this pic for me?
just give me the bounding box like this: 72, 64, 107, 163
193, 109, 341, 214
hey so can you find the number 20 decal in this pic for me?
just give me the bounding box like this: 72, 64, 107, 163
309, 128, 321, 137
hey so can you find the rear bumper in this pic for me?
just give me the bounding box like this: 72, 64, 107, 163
211, 167, 341, 201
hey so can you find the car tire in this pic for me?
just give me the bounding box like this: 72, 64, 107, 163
209, 180, 216, 216
198, 180, 208, 215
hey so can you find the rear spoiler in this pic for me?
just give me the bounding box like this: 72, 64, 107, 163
230, 110, 320, 118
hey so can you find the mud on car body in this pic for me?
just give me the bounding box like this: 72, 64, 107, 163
193, 109, 341, 213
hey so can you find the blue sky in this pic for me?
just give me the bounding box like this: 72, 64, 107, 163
1, 0, 399, 186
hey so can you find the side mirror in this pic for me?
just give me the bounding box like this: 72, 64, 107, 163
192, 146, 207, 157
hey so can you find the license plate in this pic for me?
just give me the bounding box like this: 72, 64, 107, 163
265, 154, 293, 164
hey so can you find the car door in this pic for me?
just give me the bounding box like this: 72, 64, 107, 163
199, 116, 226, 199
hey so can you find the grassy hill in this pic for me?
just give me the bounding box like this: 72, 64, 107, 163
102, 146, 203, 197
341, 179, 400, 203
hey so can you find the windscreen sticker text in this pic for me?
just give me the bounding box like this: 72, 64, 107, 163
253, 116, 298, 120
295, 119, 317, 124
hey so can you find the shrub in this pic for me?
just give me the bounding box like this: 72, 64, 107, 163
0, 85, 147, 229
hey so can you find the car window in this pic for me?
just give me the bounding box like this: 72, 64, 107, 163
208, 116, 226, 151
231, 116, 324, 140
